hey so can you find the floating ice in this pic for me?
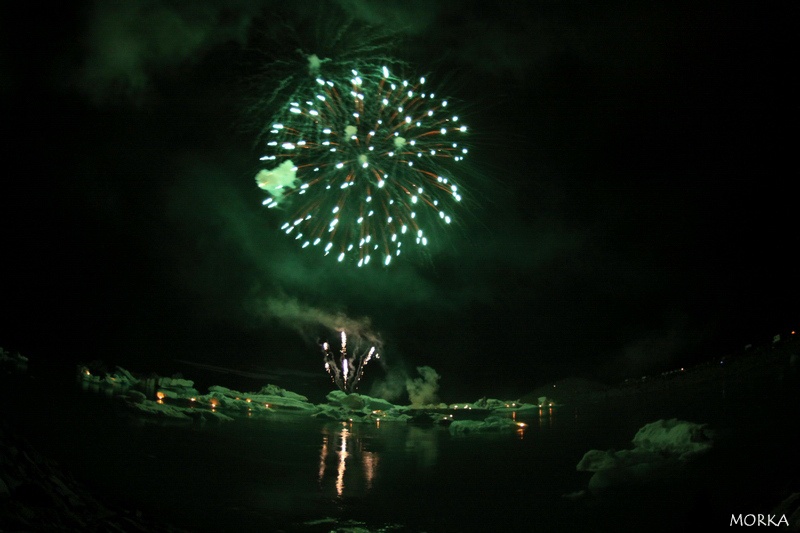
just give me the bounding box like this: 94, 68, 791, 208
575, 418, 713, 492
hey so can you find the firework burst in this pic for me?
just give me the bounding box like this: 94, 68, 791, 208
256, 64, 469, 266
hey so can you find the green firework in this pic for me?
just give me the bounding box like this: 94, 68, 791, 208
256, 64, 469, 267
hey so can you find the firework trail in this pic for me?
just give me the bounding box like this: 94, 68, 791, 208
259, 297, 384, 393
256, 63, 469, 267
322, 330, 379, 393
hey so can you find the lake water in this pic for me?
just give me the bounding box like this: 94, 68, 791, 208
6, 362, 800, 532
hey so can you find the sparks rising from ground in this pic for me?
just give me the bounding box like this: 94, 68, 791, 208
256, 65, 468, 267
322, 331, 379, 393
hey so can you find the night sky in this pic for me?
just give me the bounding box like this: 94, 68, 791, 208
1, 1, 796, 402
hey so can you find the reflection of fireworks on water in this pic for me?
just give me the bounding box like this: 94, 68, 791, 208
322, 331, 379, 393
256, 64, 469, 266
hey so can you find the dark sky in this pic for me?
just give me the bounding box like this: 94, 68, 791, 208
1, 1, 796, 402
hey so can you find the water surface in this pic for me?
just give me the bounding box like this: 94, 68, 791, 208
7, 365, 799, 532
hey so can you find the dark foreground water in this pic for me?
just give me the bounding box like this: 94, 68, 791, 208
4, 361, 800, 532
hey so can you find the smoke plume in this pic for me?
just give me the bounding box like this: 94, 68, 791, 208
261, 296, 382, 348
406, 366, 440, 406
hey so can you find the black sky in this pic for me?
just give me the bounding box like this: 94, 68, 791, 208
1, 1, 797, 402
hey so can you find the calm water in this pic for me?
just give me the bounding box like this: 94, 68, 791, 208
7, 365, 800, 532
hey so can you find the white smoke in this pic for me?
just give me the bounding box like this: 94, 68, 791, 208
369, 367, 407, 401
261, 296, 382, 348
405, 365, 440, 406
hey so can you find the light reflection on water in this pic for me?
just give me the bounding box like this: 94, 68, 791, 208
26, 382, 600, 532
316, 421, 443, 500
17, 371, 800, 533
291, 412, 590, 531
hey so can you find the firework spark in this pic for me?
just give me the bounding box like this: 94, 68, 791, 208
256, 65, 469, 266
322, 331, 379, 393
